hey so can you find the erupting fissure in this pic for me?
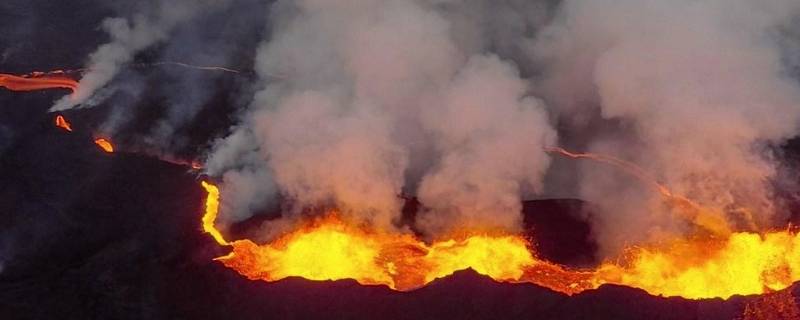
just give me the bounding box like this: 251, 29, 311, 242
200, 181, 593, 293
200, 175, 800, 299
200, 182, 228, 246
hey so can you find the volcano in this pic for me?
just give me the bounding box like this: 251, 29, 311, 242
4, 1, 800, 319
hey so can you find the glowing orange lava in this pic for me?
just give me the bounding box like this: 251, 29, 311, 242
595, 230, 800, 299
215, 217, 568, 292
201, 181, 800, 299
200, 182, 228, 245
200, 181, 584, 292
55, 115, 72, 132
94, 138, 114, 153
0, 72, 78, 92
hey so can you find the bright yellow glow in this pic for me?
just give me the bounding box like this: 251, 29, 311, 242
424, 235, 536, 283
214, 215, 548, 291
597, 231, 800, 299
200, 181, 229, 245
199, 182, 800, 299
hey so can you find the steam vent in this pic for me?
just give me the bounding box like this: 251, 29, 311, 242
4, 1, 800, 319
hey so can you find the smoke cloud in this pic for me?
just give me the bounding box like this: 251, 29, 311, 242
416, 55, 555, 235
534, 0, 800, 255
207, 0, 556, 237
41, 0, 800, 256
50, 0, 232, 111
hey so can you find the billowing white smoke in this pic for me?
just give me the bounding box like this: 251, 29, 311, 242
61, 0, 800, 254
417, 55, 555, 234
50, 0, 231, 111
534, 0, 800, 255
207, 0, 556, 237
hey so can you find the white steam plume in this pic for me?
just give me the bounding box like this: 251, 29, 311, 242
534, 0, 800, 255
417, 55, 556, 235
206, 0, 557, 237
50, 0, 231, 111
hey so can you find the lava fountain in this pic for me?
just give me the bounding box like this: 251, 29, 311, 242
54, 115, 72, 132
595, 230, 800, 299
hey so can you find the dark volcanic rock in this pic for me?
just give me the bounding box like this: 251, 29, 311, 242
522, 199, 597, 267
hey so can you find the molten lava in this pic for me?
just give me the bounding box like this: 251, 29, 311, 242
94, 138, 114, 153
200, 180, 800, 299
200, 181, 587, 292
214, 215, 588, 292
55, 115, 72, 132
597, 230, 800, 299
1, 62, 239, 95
0, 72, 78, 92
200, 182, 228, 245
215, 216, 569, 292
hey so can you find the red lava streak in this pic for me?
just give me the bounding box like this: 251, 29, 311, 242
0, 72, 78, 93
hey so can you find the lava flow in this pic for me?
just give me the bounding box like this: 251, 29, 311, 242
217, 222, 579, 292
595, 229, 800, 299
0, 72, 78, 93
544, 146, 734, 236
55, 115, 72, 132
1, 62, 241, 95
94, 138, 114, 153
